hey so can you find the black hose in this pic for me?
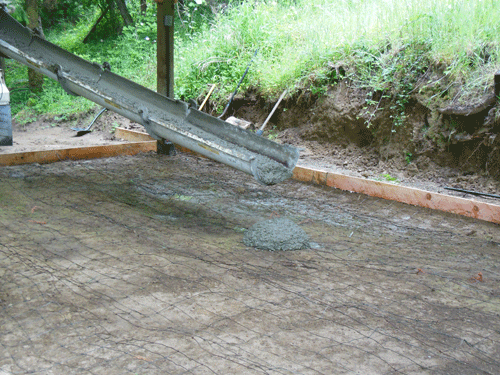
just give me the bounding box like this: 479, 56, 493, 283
444, 186, 500, 200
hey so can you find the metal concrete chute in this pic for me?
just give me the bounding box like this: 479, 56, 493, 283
0, 9, 299, 185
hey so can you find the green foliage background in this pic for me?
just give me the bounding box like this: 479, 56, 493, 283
4, 0, 500, 126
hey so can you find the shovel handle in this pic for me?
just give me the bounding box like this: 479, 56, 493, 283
259, 90, 287, 133
199, 84, 217, 111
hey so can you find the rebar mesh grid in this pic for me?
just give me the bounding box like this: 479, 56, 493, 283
1, 153, 499, 375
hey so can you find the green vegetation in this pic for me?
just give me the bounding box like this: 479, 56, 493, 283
380, 174, 400, 183
4, 0, 500, 127
405, 151, 414, 164
266, 125, 279, 140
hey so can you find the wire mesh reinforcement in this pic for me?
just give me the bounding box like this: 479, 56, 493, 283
1, 153, 499, 374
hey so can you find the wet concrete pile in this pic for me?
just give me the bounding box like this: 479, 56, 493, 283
243, 217, 310, 251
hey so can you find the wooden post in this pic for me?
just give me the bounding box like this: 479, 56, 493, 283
156, 0, 176, 155
26, 0, 44, 93
157, 0, 175, 99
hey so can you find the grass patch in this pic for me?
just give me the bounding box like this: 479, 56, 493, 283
380, 174, 400, 183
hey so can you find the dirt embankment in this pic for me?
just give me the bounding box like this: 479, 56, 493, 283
222, 72, 500, 197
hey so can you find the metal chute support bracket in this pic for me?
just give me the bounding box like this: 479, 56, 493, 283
0, 9, 299, 184
54, 64, 78, 96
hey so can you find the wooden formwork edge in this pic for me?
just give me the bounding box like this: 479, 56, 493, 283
117, 128, 500, 225
0, 141, 157, 167
293, 166, 500, 225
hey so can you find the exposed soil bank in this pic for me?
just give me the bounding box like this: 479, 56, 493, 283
225, 78, 500, 198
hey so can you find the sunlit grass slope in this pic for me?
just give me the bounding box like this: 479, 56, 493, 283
177, 0, 500, 103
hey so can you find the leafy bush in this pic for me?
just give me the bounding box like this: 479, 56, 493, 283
40, 0, 85, 28
9, 0, 85, 27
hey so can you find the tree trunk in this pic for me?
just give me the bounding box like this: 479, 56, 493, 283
26, 0, 44, 93
114, 0, 133, 26
140, 0, 147, 14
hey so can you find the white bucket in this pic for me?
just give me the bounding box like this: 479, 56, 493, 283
0, 69, 12, 146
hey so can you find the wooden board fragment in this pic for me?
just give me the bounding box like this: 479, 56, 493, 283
115, 128, 155, 142
226, 116, 254, 130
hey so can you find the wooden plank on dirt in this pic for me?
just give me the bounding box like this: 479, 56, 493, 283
293, 166, 500, 225
0, 141, 157, 166
226, 116, 254, 130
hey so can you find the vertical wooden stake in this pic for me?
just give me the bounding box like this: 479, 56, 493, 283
157, 0, 175, 98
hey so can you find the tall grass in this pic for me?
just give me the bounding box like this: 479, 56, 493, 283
177, 0, 500, 102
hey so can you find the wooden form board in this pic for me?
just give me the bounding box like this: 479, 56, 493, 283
0, 141, 157, 166
293, 166, 500, 225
